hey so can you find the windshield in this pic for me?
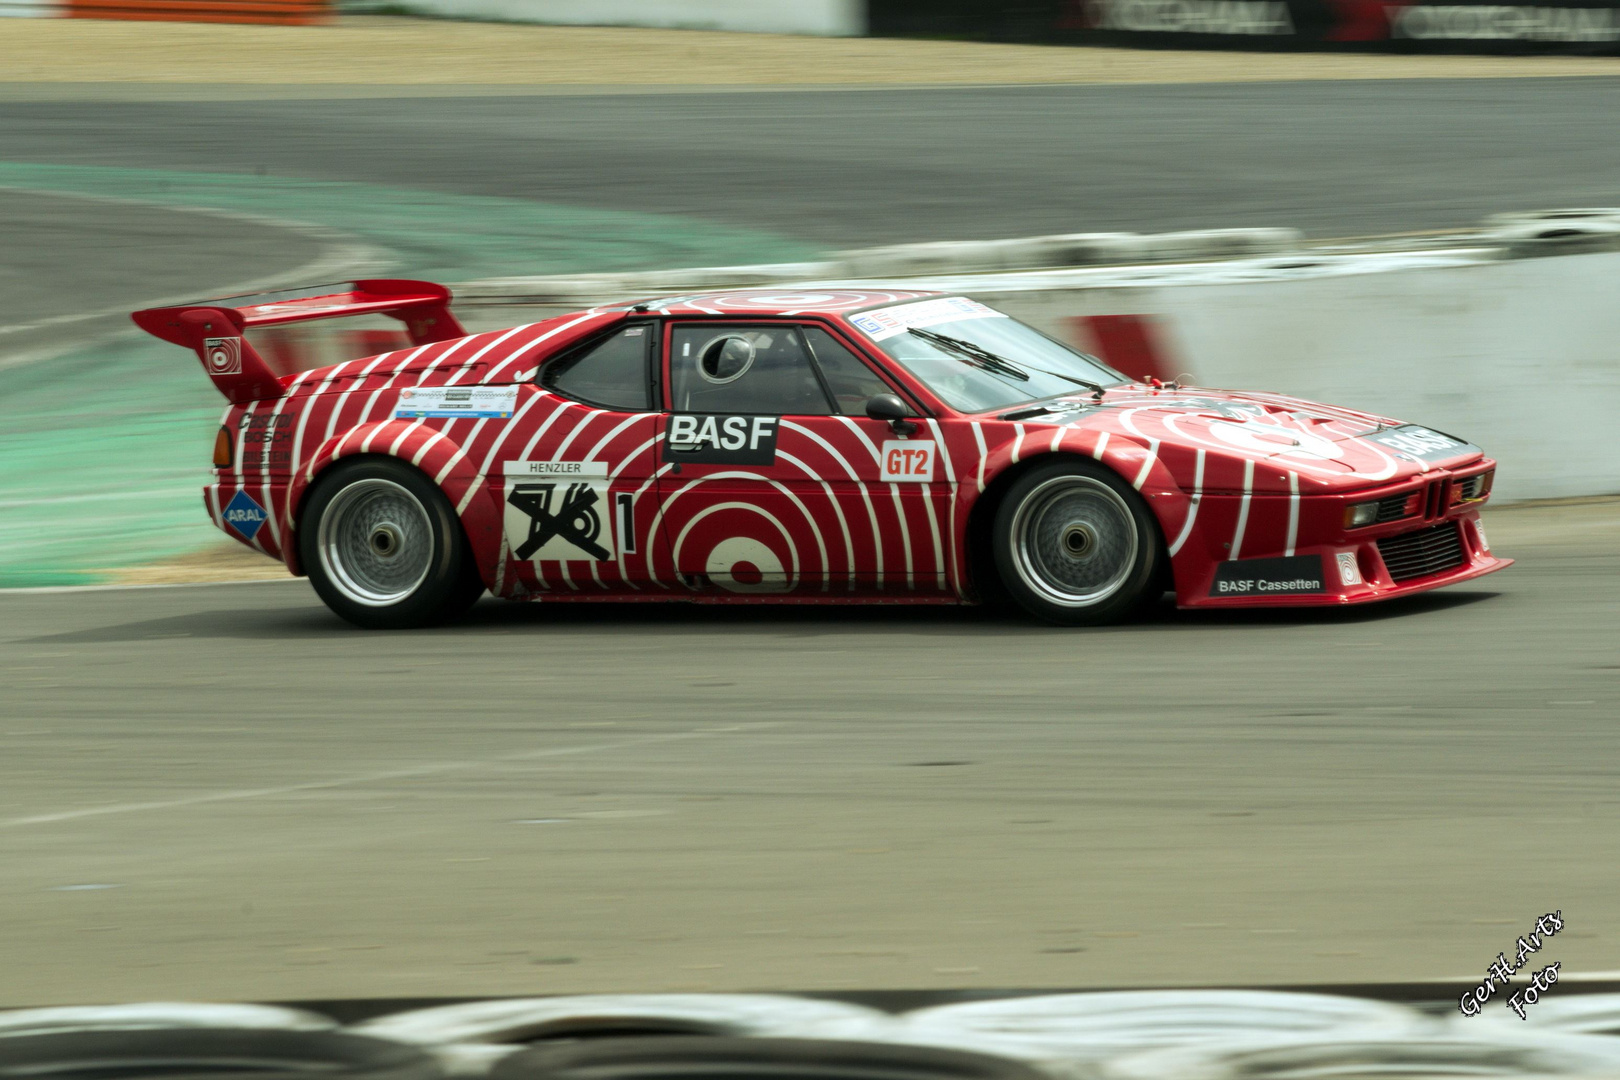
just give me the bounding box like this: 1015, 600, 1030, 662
847, 297, 1125, 412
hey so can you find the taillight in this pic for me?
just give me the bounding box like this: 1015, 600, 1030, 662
213, 426, 234, 469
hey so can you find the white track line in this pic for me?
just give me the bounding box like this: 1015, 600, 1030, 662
0, 724, 780, 830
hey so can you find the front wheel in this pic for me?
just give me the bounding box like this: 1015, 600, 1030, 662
992, 459, 1164, 626
300, 458, 485, 630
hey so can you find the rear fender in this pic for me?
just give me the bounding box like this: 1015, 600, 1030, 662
285, 421, 501, 584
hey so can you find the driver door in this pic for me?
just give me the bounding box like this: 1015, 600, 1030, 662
653, 320, 955, 597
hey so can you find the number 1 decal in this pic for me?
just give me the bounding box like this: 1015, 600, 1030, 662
615, 491, 637, 554
880, 439, 937, 482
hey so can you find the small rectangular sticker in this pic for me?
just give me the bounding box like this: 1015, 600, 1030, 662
504, 460, 609, 479
395, 385, 518, 419
1335, 551, 1363, 586
880, 439, 937, 482
849, 297, 1005, 341
1209, 555, 1326, 597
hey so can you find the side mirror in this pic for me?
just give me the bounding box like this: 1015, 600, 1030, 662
865, 393, 918, 435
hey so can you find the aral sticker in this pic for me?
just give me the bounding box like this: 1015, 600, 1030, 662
504, 460, 609, 479
848, 297, 1005, 341
396, 385, 518, 419
1209, 555, 1326, 597
881, 439, 937, 482
222, 489, 269, 540
504, 479, 616, 562
1366, 424, 1479, 462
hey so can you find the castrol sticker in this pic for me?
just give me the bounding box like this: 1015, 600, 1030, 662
881, 439, 936, 482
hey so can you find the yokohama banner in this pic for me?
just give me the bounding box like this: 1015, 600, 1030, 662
868, 0, 1620, 51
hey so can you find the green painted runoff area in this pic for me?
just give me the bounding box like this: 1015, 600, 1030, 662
0, 162, 817, 586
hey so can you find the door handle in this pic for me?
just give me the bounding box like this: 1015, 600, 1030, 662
668, 440, 705, 452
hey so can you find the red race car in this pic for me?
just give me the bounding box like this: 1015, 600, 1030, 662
133, 280, 1509, 628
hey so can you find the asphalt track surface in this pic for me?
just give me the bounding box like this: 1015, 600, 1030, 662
5, 79, 1620, 1004
2, 502, 1617, 1005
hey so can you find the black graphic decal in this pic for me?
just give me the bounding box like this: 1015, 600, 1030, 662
508, 482, 611, 561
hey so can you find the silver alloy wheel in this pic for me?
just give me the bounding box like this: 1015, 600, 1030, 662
1008, 474, 1139, 608
317, 478, 434, 607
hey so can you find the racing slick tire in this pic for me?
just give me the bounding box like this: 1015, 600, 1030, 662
300, 458, 485, 630
992, 458, 1163, 626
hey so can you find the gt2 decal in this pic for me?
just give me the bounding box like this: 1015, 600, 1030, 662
504, 480, 616, 562
1366, 425, 1479, 462
396, 385, 517, 419
663, 414, 779, 465
1209, 555, 1326, 596
881, 439, 937, 482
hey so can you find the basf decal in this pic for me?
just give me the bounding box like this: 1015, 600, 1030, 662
222, 489, 269, 540
663, 414, 779, 465
396, 386, 518, 420
504, 480, 616, 562
1209, 555, 1326, 597
1366, 425, 1479, 462
881, 439, 937, 482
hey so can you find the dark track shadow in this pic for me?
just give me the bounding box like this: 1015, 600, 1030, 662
20, 587, 1503, 644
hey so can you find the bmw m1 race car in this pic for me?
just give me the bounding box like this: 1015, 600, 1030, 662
133, 280, 1509, 628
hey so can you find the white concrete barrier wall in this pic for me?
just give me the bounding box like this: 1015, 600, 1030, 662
371, 0, 865, 35
948, 252, 1620, 502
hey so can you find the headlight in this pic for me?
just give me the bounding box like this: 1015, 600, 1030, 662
1345, 501, 1379, 528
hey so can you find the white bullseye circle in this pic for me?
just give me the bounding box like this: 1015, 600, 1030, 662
706, 536, 787, 594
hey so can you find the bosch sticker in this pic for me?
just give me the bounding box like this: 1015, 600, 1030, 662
881, 439, 937, 482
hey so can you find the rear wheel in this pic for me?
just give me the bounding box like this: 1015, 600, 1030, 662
300, 458, 484, 630
992, 458, 1162, 626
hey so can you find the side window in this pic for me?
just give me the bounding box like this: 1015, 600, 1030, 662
669, 325, 834, 416
802, 327, 894, 416
540, 325, 651, 411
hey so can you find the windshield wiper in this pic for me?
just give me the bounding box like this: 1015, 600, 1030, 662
909, 327, 1106, 399
909, 327, 1029, 382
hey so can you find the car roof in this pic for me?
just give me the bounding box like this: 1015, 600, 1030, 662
599, 288, 944, 318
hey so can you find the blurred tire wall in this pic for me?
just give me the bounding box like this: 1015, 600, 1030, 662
866, 0, 1620, 53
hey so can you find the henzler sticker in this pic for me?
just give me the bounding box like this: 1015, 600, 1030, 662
1365, 424, 1479, 462
881, 439, 937, 482
663, 414, 778, 465
504, 460, 609, 479
396, 386, 518, 419
1209, 555, 1326, 597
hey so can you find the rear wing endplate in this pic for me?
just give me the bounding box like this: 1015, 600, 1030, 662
131, 279, 466, 404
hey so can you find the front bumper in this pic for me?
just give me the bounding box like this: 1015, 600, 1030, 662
1175, 462, 1511, 609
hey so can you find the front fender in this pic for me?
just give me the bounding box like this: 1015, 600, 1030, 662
284, 420, 502, 583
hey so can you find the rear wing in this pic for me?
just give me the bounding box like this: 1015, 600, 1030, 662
132, 279, 466, 404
